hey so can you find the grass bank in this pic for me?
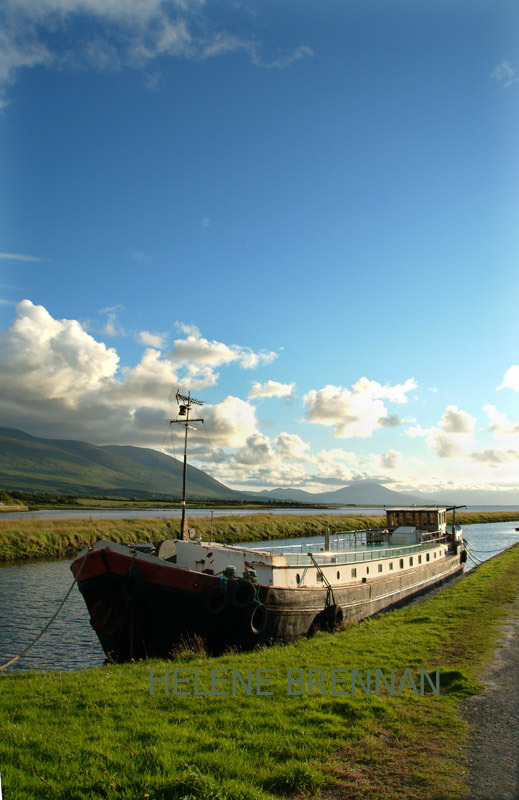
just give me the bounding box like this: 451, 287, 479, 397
0, 514, 384, 561
1, 544, 519, 799
1, 511, 518, 562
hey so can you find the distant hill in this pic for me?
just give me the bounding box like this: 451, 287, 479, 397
0, 427, 242, 500
250, 480, 426, 506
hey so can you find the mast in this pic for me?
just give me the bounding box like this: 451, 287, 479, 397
170, 390, 204, 540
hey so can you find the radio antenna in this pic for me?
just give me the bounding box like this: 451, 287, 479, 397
170, 390, 204, 540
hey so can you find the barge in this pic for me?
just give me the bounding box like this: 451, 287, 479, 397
71, 505, 467, 661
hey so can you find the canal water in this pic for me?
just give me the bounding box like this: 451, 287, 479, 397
1, 519, 518, 673
2, 505, 519, 521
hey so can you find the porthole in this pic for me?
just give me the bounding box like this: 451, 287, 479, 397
296, 573, 301, 584
337, 571, 340, 580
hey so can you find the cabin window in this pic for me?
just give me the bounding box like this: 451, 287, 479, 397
389, 562, 394, 570
434, 552, 437, 558
418, 555, 422, 564
351, 568, 357, 578
296, 573, 301, 584
409, 557, 413, 566
337, 571, 340, 580
378, 563, 383, 573
399, 559, 404, 569
426, 553, 430, 562
317, 572, 323, 582
366, 566, 370, 574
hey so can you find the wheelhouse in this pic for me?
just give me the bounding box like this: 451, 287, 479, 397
386, 507, 446, 533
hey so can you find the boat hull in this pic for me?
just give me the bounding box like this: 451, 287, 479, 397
72, 542, 464, 661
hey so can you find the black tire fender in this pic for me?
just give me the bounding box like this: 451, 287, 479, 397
204, 582, 229, 615
325, 603, 344, 629
250, 602, 267, 635
231, 579, 256, 610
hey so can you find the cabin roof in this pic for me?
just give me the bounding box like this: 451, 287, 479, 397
387, 507, 445, 512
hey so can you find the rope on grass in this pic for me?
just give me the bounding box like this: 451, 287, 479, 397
0, 547, 91, 672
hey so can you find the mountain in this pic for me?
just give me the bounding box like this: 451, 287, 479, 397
250, 480, 426, 506
0, 427, 243, 500
2, 427, 516, 506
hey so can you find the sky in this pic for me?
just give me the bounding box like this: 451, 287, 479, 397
0, 0, 518, 497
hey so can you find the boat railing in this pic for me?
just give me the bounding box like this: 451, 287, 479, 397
246, 530, 450, 567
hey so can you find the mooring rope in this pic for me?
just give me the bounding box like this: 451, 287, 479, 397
0, 547, 91, 672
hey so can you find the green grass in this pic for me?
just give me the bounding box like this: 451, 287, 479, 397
1, 543, 519, 799
1, 510, 518, 562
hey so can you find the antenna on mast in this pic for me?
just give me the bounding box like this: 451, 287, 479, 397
170, 390, 204, 540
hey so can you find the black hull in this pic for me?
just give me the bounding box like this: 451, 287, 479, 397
76, 550, 464, 661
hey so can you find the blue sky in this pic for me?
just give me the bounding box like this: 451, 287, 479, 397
1, 0, 518, 496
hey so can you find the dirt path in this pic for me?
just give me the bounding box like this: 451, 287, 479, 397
459, 593, 519, 800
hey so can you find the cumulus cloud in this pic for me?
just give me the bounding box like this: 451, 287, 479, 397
406, 404, 476, 458
169, 327, 277, 371
499, 365, 519, 391
275, 432, 311, 462
378, 449, 404, 469
471, 449, 519, 466
483, 404, 519, 437
0, 300, 274, 451
233, 432, 274, 465
249, 380, 295, 400
136, 330, 166, 349
303, 377, 416, 438
199, 396, 258, 448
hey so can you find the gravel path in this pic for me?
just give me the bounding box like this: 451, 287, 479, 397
459, 593, 519, 800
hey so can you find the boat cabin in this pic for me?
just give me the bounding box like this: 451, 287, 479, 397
386, 507, 446, 534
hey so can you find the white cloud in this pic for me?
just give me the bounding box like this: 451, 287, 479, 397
136, 330, 166, 349
233, 432, 275, 465
492, 61, 519, 89
406, 404, 476, 458
303, 377, 416, 438
0, 27, 52, 110
499, 365, 519, 391
101, 311, 125, 337
129, 250, 152, 264
200, 396, 258, 448
249, 380, 295, 400
0, 0, 312, 108
440, 405, 476, 434
0, 251, 43, 261
483, 404, 519, 437
169, 328, 277, 370
471, 449, 519, 466
275, 432, 311, 462
0, 300, 274, 450
378, 449, 404, 470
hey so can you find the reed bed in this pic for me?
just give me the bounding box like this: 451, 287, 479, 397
0, 510, 518, 561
